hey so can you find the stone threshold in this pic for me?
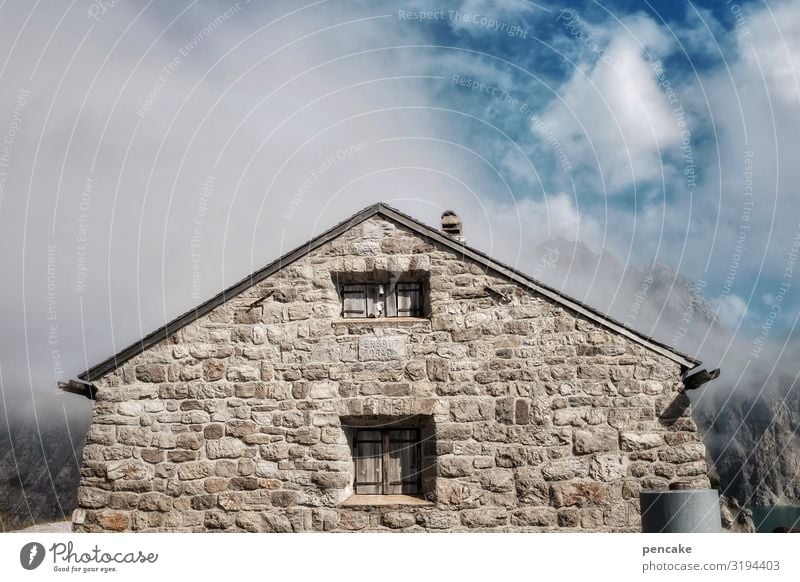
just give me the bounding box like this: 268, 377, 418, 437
340, 495, 435, 508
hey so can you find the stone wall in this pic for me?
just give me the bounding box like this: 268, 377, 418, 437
73, 216, 710, 532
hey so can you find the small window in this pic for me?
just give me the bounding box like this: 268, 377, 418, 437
353, 428, 421, 495
340, 283, 423, 318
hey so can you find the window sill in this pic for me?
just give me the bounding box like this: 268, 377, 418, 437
340, 494, 435, 508
332, 317, 430, 325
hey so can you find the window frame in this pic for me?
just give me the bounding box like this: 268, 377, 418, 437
339, 282, 424, 319
352, 427, 422, 495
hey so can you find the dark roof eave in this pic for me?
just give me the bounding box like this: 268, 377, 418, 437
78, 202, 700, 382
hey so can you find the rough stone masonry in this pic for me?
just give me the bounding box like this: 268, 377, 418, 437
72, 208, 710, 532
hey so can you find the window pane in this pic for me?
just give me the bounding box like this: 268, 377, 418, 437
384, 288, 397, 317
351, 427, 421, 495
396, 283, 421, 317
386, 440, 419, 494
356, 430, 382, 442
388, 429, 417, 442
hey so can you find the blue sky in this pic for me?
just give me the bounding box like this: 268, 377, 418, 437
0, 0, 798, 413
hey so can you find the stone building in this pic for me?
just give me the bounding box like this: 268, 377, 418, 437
65, 203, 717, 532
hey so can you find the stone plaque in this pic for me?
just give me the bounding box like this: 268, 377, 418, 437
358, 336, 406, 361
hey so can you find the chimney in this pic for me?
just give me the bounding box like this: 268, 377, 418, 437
441, 210, 464, 243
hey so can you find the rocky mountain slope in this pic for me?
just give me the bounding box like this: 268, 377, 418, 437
0, 416, 86, 531
698, 377, 800, 506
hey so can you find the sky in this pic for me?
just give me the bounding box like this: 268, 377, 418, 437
0, 0, 798, 426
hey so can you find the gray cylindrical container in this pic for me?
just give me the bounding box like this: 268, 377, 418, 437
640, 489, 721, 533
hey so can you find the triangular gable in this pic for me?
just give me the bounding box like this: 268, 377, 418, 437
78, 203, 700, 382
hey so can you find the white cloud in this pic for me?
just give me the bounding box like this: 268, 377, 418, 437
740, 0, 800, 103
450, 0, 542, 37
713, 293, 748, 327
680, 0, 800, 286
463, 192, 604, 273
535, 13, 681, 192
